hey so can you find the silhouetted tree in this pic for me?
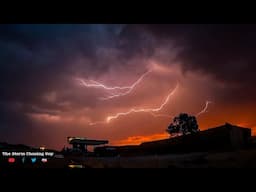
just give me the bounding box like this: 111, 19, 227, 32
166, 113, 199, 136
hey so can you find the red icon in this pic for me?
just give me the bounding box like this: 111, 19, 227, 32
8, 157, 15, 163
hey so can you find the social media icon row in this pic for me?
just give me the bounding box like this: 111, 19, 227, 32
8, 157, 48, 164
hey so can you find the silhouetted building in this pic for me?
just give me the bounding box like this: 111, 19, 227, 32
95, 123, 251, 157
67, 137, 108, 153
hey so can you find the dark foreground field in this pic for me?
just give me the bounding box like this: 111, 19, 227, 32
80, 148, 256, 168
3, 148, 256, 168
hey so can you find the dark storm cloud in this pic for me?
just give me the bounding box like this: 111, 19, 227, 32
136, 24, 256, 103
140, 24, 256, 79
0, 25, 106, 144
0, 24, 157, 137
3, 24, 255, 108
1, 24, 255, 113
0, 24, 119, 102
117, 24, 156, 59
0, 101, 34, 144
1, 24, 256, 148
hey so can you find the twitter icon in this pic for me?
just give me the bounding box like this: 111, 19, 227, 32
31, 157, 37, 163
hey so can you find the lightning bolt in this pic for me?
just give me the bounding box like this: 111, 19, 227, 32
102, 83, 178, 123
78, 79, 131, 90
88, 87, 213, 126
77, 70, 152, 100
77, 64, 212, 125
88, 111, 174, 126
196, 101, 212, 117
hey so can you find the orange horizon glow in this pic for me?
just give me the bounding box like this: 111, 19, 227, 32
112, 132, 170, 146
112, 122, 256, 146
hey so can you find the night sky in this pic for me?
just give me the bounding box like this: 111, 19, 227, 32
1, 24, 256, 150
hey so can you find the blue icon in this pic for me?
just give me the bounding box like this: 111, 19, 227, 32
31, 157, 37, 163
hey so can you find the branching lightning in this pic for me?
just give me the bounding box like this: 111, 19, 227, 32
196, 101, 212, 117
88, 83, 179, 125
78, 79, 131, 90
106, 83, 178, 123
77, 70, 152, 100
76, 64, 213, 126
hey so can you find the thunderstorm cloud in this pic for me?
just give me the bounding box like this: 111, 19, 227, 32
0, 24, 255, 149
